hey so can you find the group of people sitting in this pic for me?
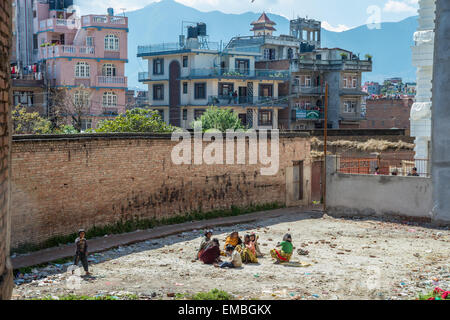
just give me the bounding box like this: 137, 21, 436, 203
195, 230, 294, 268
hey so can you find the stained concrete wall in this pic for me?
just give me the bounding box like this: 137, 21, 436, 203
326, 157, 433, 219
431, 0, 450, 222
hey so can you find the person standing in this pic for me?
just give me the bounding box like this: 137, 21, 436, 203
73, 229, 91, 275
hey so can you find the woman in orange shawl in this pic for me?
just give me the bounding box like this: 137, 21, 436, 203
224, 231, 242, 250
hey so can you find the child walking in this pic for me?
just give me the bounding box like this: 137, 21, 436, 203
270, 233, 293, 263
73, 229, 91, 275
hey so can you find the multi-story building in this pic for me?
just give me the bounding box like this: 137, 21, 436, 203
290, 48, 372, 129
225, 14, 371, 130
137, 21, 289, 129
34, 1, 128, 128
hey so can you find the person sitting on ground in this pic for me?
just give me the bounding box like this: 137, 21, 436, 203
241, 234, 259, 264
217, 245, 242, 269
270, 233, 294, 264
391, 169, 399, 176
196, 229, 213, 260
73, 229, 91, 276
224, 231, 242, 251
408, 167, 420, 177
199, 238, 222, 265
250, 233, 264, 257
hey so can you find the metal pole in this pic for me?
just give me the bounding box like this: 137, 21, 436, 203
323, 82, 328, 212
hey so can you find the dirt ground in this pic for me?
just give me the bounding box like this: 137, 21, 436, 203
12, 213, 449, 300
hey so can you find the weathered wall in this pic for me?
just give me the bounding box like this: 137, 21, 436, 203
431, 0, 450, 223
326, 157, 433, 219
10, 133, 311, 248
0, 0, 12, 300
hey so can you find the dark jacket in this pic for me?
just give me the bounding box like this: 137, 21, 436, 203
75, 237, 88, 255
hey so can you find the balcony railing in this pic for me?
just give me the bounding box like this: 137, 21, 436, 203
138, 72, 150, 82
39, 45, 95, 59
293, 59, 372, 72
292, 85, 325, 95
39, 18, 80, 31
82, 15, 128, 28
188, 68, 289, 80
208, 95, 288, 106
137, 42, 221, 56
97, 76, 127, 87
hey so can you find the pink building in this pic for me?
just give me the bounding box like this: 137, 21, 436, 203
35, 1, 128, 129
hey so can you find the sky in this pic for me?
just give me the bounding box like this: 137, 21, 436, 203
75, 0, 419, 32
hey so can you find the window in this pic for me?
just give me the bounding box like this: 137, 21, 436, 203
194, 109, 205, 119
258, 110, 273, 126
75, 62, 90, 78
259, 84, 273, 97
104, 34, 119, 51
153, 84, 164, 100
263, 48, 276, 60
102, 63, 117, 77
183, 82, 188, 94
218, 83, 234, 96
352, 76, 358, 88
153, 59, 164, 75
102, 92, 118, 108
235, 59, 250, 75
81, 119, 92, 131
86, 36, 94, 47
73, 91, 90, 108
344, 101, 357, 113
182, 56, 188, 68
183, 109, 188, 120
13, 91, 33, 106
155, 109, 164, 119
194, 83, 206, 100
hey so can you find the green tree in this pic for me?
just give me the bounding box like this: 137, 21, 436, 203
95, 108, 175, 133
195, 107, 245, 132
12, 105, 52, 134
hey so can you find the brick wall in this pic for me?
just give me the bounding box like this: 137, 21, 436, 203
0, 0, 12, 300
10, 133, 311, 248
360, 98, 413, 135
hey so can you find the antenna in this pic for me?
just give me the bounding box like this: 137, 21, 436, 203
120, 8, 126, 17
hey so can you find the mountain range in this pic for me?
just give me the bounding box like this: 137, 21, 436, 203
125, 0, 418, 89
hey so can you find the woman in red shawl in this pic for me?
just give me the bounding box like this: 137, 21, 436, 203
199, 238, 222, 265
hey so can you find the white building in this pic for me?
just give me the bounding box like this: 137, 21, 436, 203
411, 0, 436, 160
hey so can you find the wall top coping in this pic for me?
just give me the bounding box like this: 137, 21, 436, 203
12, 131, 310, 142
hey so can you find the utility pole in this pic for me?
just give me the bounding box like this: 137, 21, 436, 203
322, 82, 328, 212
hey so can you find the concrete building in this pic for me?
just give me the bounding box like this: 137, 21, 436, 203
290, 48, 372, 129
226, 14, 371, 130
411, 0, 435, 160
137, 20, 289, 129
35, 1, 128, 128
362, 81, 381, 95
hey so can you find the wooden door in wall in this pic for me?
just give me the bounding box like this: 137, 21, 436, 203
169, 61, 181, 126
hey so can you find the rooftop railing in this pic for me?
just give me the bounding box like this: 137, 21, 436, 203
81, 15, 128, 28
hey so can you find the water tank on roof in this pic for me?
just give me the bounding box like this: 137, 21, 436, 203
197, 23, 207, 36
187, 26, 198, 39
107, 8, 114, 16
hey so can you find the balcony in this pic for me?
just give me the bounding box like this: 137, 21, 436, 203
293, 59, 372, 72
138, 72, 150, 82
137, 42, 221, 57
292, 85, 325, 96
39, 18, 80, 32
187, 68, 289, 80
340, 87, 368, 96
81, 15, 128, 29
208, 95, 288, 107
340, 113, 365, 121
39, 45, 95, 59
97, 76, 127, 88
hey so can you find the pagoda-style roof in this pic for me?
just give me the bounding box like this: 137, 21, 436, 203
251, 12, 276, 26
